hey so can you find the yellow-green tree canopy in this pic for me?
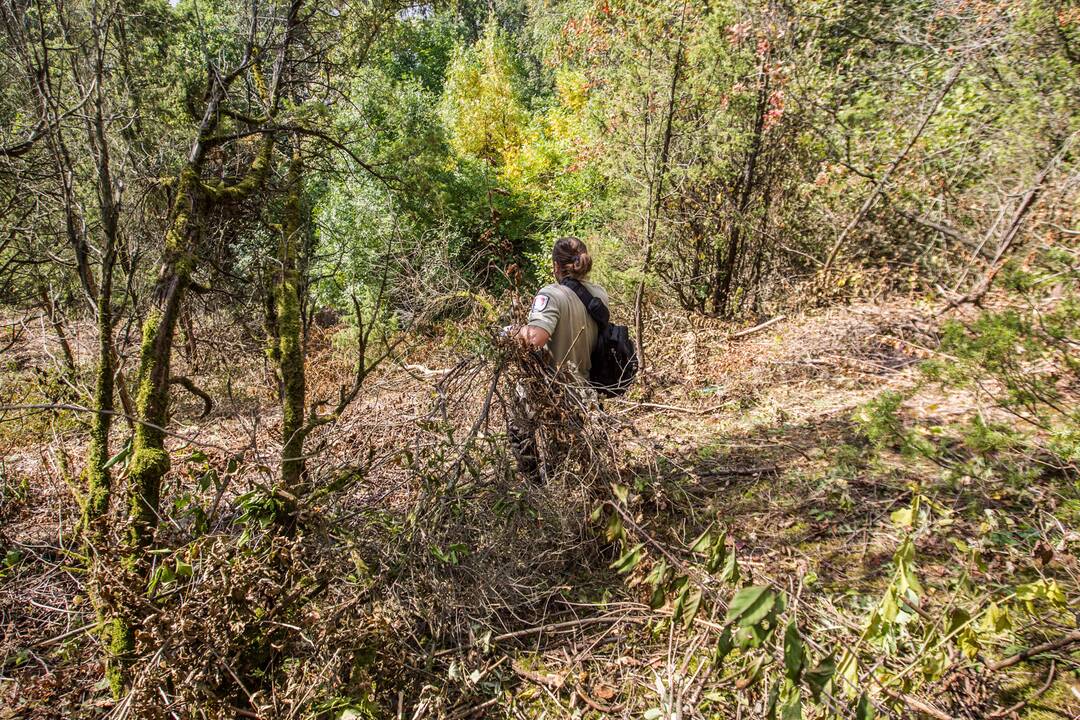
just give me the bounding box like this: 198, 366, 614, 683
440, 18, 526, 166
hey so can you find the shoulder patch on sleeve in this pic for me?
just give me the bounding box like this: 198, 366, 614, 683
532, 294, 549, 311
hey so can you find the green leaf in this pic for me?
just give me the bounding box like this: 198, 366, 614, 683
605, 514, 624, 542
881, 586, 899, 624
743, 654, 765, 687
890, 507, 913, 527
705, 531, 727, 573
646, 560, 670, 609
945, 608, 971, 637
920, 648, 948, 681
836, 651, 858, 699
781, 694, 802, 720
185, 450, 208, 464
804, 655, 836, 702
855, 692, 874, 720
720, 549, 740, 584
894, 538, 923, 596
980, 602, 1012, 633
784, 620, 805, 683
103, 439, 132, 470
610, 543, 644, 574
175, 559, 193, 578
766, 682, 780, 720
645, 559, 669, 586
713, 625, 734, 667
957, 626, 981, 660
682, 589, 703, 629
690, 530, 712, 553
147, 563, 175, 595
671, 580, 690, 626
1015, 579, 1067, 610
650, 583, 667, 610
726, 586, 777, 627
611, 482, 630, 505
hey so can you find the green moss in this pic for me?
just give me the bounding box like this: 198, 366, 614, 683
276, 155, 309, 500
133, 309, 164, 444
204, 135, 274, 202
106, 616, 134, 698
127, 446, 170, 547
83, 376, 113, 530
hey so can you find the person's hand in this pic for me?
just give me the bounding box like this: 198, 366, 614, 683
517, 324, 551, 349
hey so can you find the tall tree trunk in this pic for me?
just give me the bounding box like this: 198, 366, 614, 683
112, 138, 274, 691
107, 167, 202, 694
125, 134, 274, 546
83, 48, 120, 536
277, 151, 308, 511
108, 0, 299, 690
126, 165, 203, 549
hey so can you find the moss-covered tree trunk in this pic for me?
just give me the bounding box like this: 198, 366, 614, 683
127, 136, 274, 545
109, 139, 275, 694
277, 152, 308, 515
106, 0, 299, 687
126, 166, 201, 548
104, 165, 200, 695
83, 237, 115, 532
84, 96, 120, 536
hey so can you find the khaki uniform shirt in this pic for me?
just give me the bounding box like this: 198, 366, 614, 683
527, 280, 610, 383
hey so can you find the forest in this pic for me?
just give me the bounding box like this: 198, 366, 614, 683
0, 0, 1078, 717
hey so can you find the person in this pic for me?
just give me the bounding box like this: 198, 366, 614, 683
510, 237, 609, 481
516, 237, 610, 382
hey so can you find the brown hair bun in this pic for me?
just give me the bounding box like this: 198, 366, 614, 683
552, 236, 592, 279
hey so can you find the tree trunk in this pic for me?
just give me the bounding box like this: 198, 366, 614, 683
109, 166, 203, 695
277, 152, 308, 510
108, 0, 298, 689
126, 166, 201, 549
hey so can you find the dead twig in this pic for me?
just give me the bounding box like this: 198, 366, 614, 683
729, 315, 786, 340
987, 630, 1080, 671
510, 658, 565, 689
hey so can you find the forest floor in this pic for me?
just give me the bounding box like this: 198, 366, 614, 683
1, 296, 1078, 719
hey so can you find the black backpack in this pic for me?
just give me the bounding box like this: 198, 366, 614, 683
560, 278, 639, 396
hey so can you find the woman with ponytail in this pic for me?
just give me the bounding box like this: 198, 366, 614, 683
517, 237, 610, 383
512, 237, 610, 481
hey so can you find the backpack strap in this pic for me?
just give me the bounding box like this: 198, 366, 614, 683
560, 277, 610, 328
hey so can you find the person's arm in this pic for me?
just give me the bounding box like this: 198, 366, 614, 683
517, 324, 551, 349
520, 290, 558, 349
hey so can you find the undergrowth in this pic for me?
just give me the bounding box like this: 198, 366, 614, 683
2, 250, 1079, 718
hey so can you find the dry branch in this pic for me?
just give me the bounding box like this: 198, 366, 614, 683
987, 629, 1080, 671
729, 315, 786, 339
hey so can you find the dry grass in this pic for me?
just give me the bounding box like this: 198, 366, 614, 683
1, 297, 1078, 719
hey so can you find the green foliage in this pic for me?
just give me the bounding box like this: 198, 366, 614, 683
440, 19, 527, 166
852, 391, 906, 449
235, 489, 283, 545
